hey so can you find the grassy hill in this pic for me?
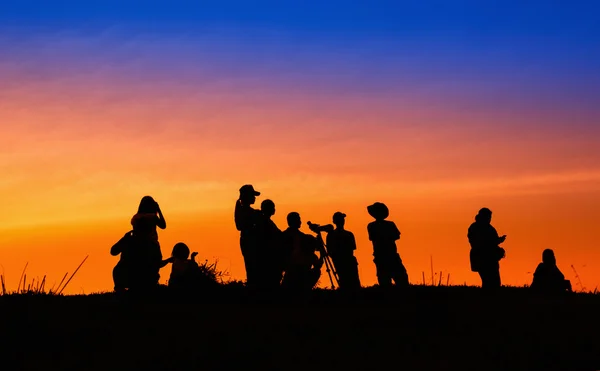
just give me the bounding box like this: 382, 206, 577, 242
1, 284, 599, 371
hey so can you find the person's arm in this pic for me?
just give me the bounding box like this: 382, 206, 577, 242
349, 232, 357, 251
159, 257, 174, 268
392, 222, 401, 241
156, 202, 166, 229
191, 252, 198, 263
110, 231, 132, 256
367, 224, 374, 241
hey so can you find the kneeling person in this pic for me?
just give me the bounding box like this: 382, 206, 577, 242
281, 212, 320, 291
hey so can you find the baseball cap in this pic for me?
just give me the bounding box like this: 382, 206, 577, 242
239, 184, 260, 196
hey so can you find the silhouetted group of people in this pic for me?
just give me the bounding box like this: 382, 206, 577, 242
110, 196, 210, 293
467, 207, 571, 293
108, 190, 573, 295
234, 184, 410, 291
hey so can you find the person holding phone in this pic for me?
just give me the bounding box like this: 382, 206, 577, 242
468, 207, 506, 290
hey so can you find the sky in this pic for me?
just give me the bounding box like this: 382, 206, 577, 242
1, 1, 599, 294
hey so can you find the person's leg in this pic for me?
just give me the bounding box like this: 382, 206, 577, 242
112, 263, 127, 292
478, 270, 488, 289
492, 267, 501, 288
391, 253, 409, 287
374, 257, 392, 287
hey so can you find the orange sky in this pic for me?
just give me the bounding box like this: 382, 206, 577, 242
1, 73, 600, 294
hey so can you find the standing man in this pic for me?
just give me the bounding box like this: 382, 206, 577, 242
468, 207, 506, 290
234, 184, 261, 287
255, 199, 283, 288
367, 202, 409, 287
326, 212, 361, 289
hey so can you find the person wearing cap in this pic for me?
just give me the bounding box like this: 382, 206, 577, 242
234, 184, 262, 287
326, 212, 361, 289
467, 207, 506, 290
366, 202, 409, 287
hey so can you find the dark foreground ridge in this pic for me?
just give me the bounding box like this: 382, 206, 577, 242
1, 285, 599, 371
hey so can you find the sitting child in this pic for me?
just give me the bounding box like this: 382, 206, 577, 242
165, 242, 200, 291
531, 249, 572, 294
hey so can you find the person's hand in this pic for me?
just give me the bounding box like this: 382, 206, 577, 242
499, 235, 507, 243
191, 252, 198, 259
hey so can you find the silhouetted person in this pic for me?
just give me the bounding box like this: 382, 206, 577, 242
367, 202, 409, 287
281, 212, 320, 291
165, 242, 201, 292
255, 199, 283, 288
234, 184, 261, 287
131, 195, 167, 244
326, 212, 361, 289
111, 230, 136, 292
111, 196, 166, 293
531, 249, 572, 294
468, 208, 506, 290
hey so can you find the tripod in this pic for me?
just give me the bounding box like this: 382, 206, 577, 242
314, 231, 340, 289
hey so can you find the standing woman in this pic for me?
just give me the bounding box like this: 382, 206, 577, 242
130, 195, 167, 290
234, 185, 261, 287
467, 207, 506, 290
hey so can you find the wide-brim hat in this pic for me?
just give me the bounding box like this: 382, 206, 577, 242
239, 184, 260, 196
367, 202, 389, 219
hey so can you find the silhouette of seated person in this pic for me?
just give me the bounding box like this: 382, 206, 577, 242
367, 202, 409, 288
111, 229, 163, 293
255, 199, 284, 288
281, 212, 320, 291
234, 184, 262, 287
531, 249, 572, 294
468, 207, 506, 290
326, 212, 361, 289
158, 242, 201, 292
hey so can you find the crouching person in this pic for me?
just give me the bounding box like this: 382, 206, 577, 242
164, 242, 201, 293
531, 249, 572, 294
281, 212, 321, 292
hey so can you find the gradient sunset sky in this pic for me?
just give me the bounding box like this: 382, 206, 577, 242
1, 1, 599, 294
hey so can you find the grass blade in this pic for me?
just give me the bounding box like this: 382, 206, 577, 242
58, 256, 88, 295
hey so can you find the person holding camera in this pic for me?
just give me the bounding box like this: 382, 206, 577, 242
281, 212, 320, 291
468, 207, 506, 290
326, 212, 361, 289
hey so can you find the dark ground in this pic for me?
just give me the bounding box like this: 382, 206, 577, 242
1, 285, 599, 371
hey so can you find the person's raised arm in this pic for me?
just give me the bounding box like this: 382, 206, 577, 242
156, 202, 166, 229
110, 231, 132, 256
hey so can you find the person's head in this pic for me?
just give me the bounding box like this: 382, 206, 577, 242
172, 242, 190, 260
542, 249, 556, 265
239, 184, 260, 205
367, 202, 389, 221
333, 212, 346, 228
287, 212, 301, 229
261, 199, 275, 217
138, 196, 158, 214
475, 207, 492, 224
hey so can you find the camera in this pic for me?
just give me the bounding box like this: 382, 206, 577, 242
307, 221, 334, 234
